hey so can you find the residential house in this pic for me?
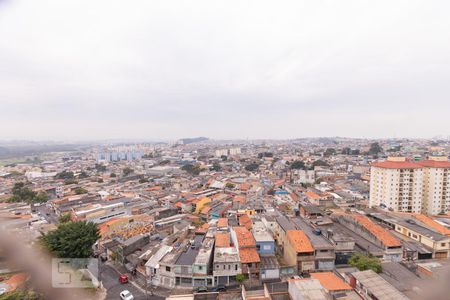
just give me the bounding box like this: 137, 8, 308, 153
284, 230, 315, 273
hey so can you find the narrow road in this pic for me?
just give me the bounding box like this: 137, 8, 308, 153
100, 264, 163, 300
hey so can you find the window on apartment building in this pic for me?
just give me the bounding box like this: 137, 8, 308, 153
223, 265, 226, 270
228, 265, 231, 270
166, 266, 171, 272
441, 243, 446, 247
235, 264, 238, 271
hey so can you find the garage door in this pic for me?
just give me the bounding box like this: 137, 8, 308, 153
435, 251, 448, 259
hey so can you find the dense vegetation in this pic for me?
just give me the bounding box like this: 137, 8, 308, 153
349, 253, 382, 273
40, 221, 100, 258
7, 182, 48, 204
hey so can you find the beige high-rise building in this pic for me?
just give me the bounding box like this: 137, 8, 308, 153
370, 157, 450, 215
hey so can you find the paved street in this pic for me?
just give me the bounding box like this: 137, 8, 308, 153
35, 203, 58, 224
100, 263, 163, 300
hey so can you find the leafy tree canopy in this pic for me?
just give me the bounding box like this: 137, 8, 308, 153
290, 160, 306, 170
312, 160, 329, 168
122, 167, 134, 176
258, 152, 273, 158
324, 148, 336, 157
181, 164, 201, 175
94, 164, 107, 172
368, 142, 383, 155
7, 182, 48, 204
245, 162, 259, 172
349, 253, 382, 273
58, 213, 71, 223
210, 163, 222, 172
73, 187, 88, 195
55, 170, 74, 180
40, 221, 100, 258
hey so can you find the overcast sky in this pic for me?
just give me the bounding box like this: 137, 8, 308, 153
0, 0, 449, 141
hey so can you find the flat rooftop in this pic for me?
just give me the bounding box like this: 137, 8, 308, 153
352, 270, 410, 300
292, 218, 333, 249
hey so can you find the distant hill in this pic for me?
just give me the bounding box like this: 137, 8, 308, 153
178, 137, 209, 144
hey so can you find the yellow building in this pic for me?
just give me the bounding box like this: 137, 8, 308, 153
193, 197, 211, 214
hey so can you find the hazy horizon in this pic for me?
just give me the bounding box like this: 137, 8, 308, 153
1, 0, 450, 140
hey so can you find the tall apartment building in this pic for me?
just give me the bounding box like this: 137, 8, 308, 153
370, 157, 450, 215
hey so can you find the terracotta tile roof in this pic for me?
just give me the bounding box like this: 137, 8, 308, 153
201, 205, 211, 215
240, 183, 251, 191
310, 272, 352, 291
290, 192, 300, 202
287, 230, 314, 253
414, 214, 450, 235
175, 202, 182, 208
215, 232, 230, 247
418, 160, 450, 168
239, 247, 260, 263
145, 185, 163, 191
233, 226, 256, 248
371, 161, 421, 169
274, 179, 285, 186
352, 215, 401, 247
305, 191, 321, 200
239, 214, 253, 230
5, 273, 28, 292
217, 218, 228, 228
233, 195, 246, 204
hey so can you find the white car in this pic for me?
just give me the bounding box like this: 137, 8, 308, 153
120, 290, 134, 300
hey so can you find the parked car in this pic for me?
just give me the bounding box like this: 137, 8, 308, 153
212, 284, 226, 292
194, 286, 208, 293
119, 275, 129, 284
120, 290, 134, 300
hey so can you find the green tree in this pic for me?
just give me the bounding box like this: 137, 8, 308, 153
95, 164, 107, 172
312, 160, 329, 168
34, 191, 49, 203
324, 148, 336, 157
78, 171, 89, 179
0, 290, 40, 300
236, 274, 246, 283
64, 178, 78, 185
368, 142, 383, 155
139, 178, 148, 183
210, 163, 221, 171
245, 162, 259, 172
181, 164, 201, 175
225, 182, 235, 189
8, 182, 36, 203
349, 253, 382, 273
40, 221, 100, 258
58, 213, 71, 223
55, 171, 74, 180
123, 167, 134, 176
342, 147, 351, 155
290, 160, 306, 170
110, 172, 116, 177
8, 182, 48, 204
159, 159, 170, 165
73, 187, 87, 195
